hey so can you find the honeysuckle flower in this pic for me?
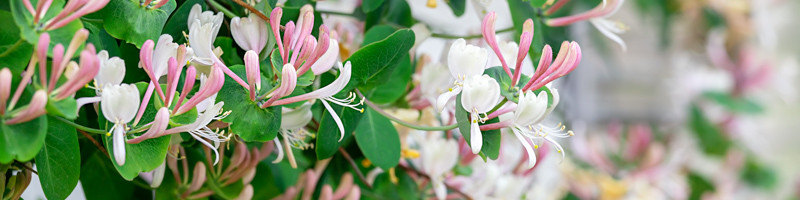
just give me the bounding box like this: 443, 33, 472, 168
101, 84, 141, 165
187, 4, 249, 88
272, 62, 362, 142
508, 88, 572, 169
546, 0, 628, 50
52, 46, 100, 100
435, 39, 488, 112
482, 12, 535, 86
147, 35, 180, 79
231, 13, 268, 53
22, 0, 109, 31
415, 62, 453, 106
522, 41, 582, 92
460, 75, 501, 154
244, 50, 261, 101
274, 102, 314, 168
5, 90, 47, 125
411, 132, 459, 200
270, 6, 337, 76
48, 29, 89, 92
93, 50, 125, 92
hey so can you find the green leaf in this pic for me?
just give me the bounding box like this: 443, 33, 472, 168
347, 29, 415, 86
218, 65, 281, 142
45, 97, 78, 120
368, 169, 419, 200
702, 91, 763, 114
354, 107, 400, 170
79, 152, 138, 200
507, 0, 544, 58
102, 131, 171, 180
215, 36, 243, 66
0, 116, 47, 163
0, 10, 33, 70
10, 0, 83, 54
83, 21, 121, 57
362, 25, 396, 47
250, 161, 282, 199
360, 54, 411, 104
361, 0, 385, 13
455, 94, 501, 160
170, 107, 198, 125
34, 116, 80, 200
100, 0, 177, 48
315, 100, 364, 159
688, 104, 730, 156
740, 157, 776, 190
296, 69, 315, 87
688, 172, 714, 200
529, 0, 549, 8
446, 0, 466, 16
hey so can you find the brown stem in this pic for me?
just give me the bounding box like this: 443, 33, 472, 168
338, 148, 373, 189
78, 129, 109, 157
397, 164, 473, 200
231, 0, 270, 22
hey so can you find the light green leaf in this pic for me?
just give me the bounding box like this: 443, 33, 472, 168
0, 116, 47, 163
315, 100, 364, 159
100, 0, 177, 48
45, 97, 78, 120
688, 104, 730, 156
703, 91, 763, 114
10, 0, 83, 55
0, 10, 33, 70
346, 29, 414, 87
354, 107, 400, 170
362, 0, 385, 13
102, 130, 171, 180
34, 116, 80, 200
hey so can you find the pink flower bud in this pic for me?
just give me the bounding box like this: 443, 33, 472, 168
165, 57, 182, 106
48, 44, 65, 92
127, 107, 170, 144
140, 40, 167, 101
262, 64, 297, 107
0, 68, 11, 115
482, 12, 512, 78
270, 7, 285, 58
176, 65, 224, 115
244, 50, 260, 101
174, 66, 197, 113
54, 49, 100, 100
6, 90, 47, 125
37, 33, 50, 87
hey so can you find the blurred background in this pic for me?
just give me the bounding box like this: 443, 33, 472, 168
20, 0, 800, 199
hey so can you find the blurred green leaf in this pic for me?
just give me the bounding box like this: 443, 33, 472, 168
688, 104, 730, 156
703, 91, 763, 114
455, 94, 501, 160
0, 10, 33, 69
740, 157, 777, 190
354, 107, 400, 170
446, 0, 466, 16
362, 0, 385, 13
688, 172, 714, 200
35, 116, 80, 200
80, 152, 140, 200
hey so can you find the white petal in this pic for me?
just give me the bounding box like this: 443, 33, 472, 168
470, 120, 482, 154
513, 127, 537, 169
113, 125, 127, 165
433, 178, 447, 200
150, 161, 166, 188
321, 100, 346, 142
310, 39, 340, 75
435, 87, 460, 112
189, 130, 220, 165
590, 19, 627, 51
272, 137, 284, 164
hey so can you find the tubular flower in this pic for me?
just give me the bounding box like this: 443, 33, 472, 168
546, 0, 628, 50
93, 50, 126, 93
269, 6, 338, 76
435, 38, 489, 112
187, 4, 249, 88
101, 84, 141, 165
483, 12, 535, 86
410, 132, 459, 200
461, 75, 501, 154
273, 102, 314, 168
272, 62, 363, 142
522, 41, 582, 92
507, 89, 573, 169
5, 90, 47, 125
231, 13, 268, 53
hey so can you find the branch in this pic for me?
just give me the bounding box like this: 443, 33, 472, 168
338, 148, 373, 190
355, 90, 458, 131
231, 0, 269, 22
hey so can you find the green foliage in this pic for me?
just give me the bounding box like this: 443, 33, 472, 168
315, 101, 364, 159
361, 0, 385, 13
688, 172, 714, 200
0, 10, 34, 70
34, 116, 80, 200
688, 104, 730, 156
218, 65, 281, 142
740, 157, 777, 190
80, 152, 141, 200
354, 107, 400, 170
347, 29, 414, 87
98, 0, 177, 48
703, 91, 764, 114
0, 116, 47, 163
45, 97, 78, 120
10, 0, 84, 51
446, 0, 466, 16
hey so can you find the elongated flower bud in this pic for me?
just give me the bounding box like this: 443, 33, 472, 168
55, 49, 100, 100
231, 14, 268, 53
6, 90, 47, 125
37, 33, 50, 87
127, 107, 170, 144
0, 68, 11, 115
176, 65, 223, 115
244, 50, 260, 101
262, 64, 297, 107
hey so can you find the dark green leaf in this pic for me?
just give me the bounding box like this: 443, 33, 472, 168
162, 0, 206, 44
354, 107, 400, 170
218, 65, 281, 142
362, 0, 385, 13
215, 36, 243, 65
507, 0, 544, 58
688, 104, 730, 156
0, 10, 33, 70
455, 94, 501, 160
361, 25, 396, 47
80, 152, 137, 200
688, 172, 714, 200
35, 116, 80, 200
740, 157, 776, 190
0, 116, 47, 163
446, 0, 466, 16
347, 29, 414, 86
315, 100, 364, 159
360, 54, 411, 104
100, 0, 177, 48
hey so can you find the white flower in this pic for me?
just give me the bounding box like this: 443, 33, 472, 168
231, 13, 268, 53
417, 62, 453, 101
447, 38, 488, 81
188, 4, 223, 67
101, 84, 141, 165
94, 50, 125, 90
509, 88, 571, 168
281, 102, 313, 130
410, 23, 431, 49
274, 102, 315, 168
165, 100, 229, 165
309, 38, 340, 75
410, 132, 459, 200
436, 39, 489, 111
460, 75, 501, 154
150, 35, 179, 78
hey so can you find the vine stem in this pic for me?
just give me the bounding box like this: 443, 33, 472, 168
53, 115, 108, 134
431, 27, 515, 39
207, 0, 237, 18
0, 39, 23, 58
231, 0, 270, 22
355, 90, 457, 131
316, 10, 353, 17
338, 148, 373, 190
